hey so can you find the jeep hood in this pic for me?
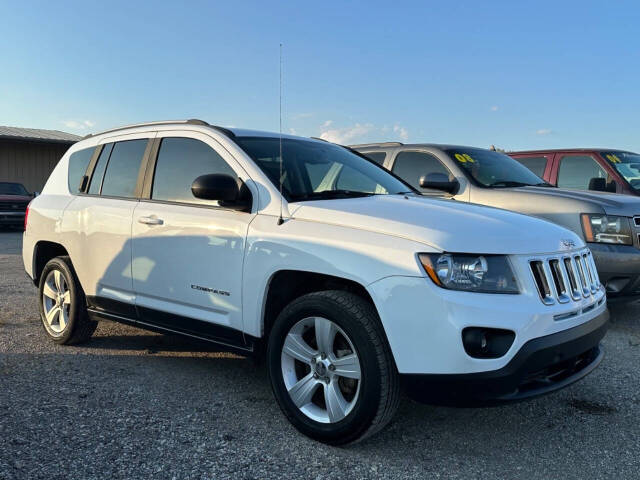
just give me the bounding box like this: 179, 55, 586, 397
290, 195, 582, 255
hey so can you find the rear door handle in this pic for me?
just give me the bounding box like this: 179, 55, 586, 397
138, 215, 164, 225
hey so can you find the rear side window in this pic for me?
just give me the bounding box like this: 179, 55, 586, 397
557, 155, 607, 190
362, 152, 386, 165
392, 151, 451, 191
100, 140, 148, 198
151, 137, 237, 206
88, 144, 113, 195
67, 147, 95, 193
515, 156, 547, 178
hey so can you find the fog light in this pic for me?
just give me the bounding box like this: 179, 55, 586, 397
462, 327, 515, 359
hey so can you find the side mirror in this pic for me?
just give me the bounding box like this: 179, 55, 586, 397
33, 191, 40, 197
588, 177, 607, 192
419, 173, 460, 194
191, 174, 251, 209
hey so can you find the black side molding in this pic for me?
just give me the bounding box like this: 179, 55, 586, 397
86, 296, 256, 356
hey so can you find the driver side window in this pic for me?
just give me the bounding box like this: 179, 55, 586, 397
392, 151, 451, 192
557, 155, 607, 190
151, 137, 238, 206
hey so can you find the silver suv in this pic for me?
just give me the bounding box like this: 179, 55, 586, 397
352, 142, 640, 298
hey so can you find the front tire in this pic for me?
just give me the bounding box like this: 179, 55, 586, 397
38, 256, 97, 345
267, 290, 400, 445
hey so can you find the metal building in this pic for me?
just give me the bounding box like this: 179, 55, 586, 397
0, 126, 80, 193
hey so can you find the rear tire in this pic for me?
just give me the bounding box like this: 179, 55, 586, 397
267, 290, 400, 445
38, 256, 97, 345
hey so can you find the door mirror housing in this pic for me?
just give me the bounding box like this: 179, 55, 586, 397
191, 174, 251, 209
419, 173, 460, 194
588, 177, 617, 193
588, 177, 607, 192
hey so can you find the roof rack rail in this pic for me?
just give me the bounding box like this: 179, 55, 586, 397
81, 119, 234, 140
310, 136, 328, 142
348, 142, 404, 148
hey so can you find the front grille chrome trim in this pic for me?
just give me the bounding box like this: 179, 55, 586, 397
529, 249, 600, 307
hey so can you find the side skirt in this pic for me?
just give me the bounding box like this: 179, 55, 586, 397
86, 297, 257, 356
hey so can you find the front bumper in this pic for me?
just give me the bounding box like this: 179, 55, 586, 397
0, 211, 25, 225
402, 309, 608, 406
589, 243, 640, 297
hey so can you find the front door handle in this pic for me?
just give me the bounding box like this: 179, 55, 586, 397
138, 215, 164, 225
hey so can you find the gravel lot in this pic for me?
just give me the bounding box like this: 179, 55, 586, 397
1, 230, 639, 480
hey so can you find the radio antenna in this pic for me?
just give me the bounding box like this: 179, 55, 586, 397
277, 43, 285, 226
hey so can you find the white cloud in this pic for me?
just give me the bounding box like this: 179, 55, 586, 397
288, 128, 297, 135
319, 122, 409, 144
536, 128, 553, 135
393, 125, 409, 141
319, 123, 374, 144
62, 120, 95, 130
490, 106, 499, 112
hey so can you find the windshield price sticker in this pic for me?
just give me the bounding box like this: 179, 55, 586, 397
606, 154, 621, 163
455, 153, 475, 163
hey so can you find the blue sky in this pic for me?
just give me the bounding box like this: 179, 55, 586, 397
1, 0, 638, 151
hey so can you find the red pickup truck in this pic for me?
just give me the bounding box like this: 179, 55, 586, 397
509, 149, 640, 197
0, 182, 32, 229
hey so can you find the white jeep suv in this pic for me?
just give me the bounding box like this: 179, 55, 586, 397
23, 120, 608, 444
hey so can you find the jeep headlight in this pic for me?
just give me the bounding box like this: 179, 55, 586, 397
581, 214, 632, 245
419, 253, 519, 293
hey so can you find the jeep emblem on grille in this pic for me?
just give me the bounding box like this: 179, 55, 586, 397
560, 239, 576, 249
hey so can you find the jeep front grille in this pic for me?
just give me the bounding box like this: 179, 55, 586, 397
529, 250, 600, 305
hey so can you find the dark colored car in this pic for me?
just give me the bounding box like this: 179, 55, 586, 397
0, 182, 32, 228
509, 149, 640, 196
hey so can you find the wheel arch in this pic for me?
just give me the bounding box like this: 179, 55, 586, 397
260, 269, 378, 339
32, 241, 70, 285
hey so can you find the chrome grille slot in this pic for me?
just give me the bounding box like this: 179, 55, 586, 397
530, 248, 601, 306
574, 255, 590, 297
582, 253, 598, 293
549, 259, 570, 303
530, 261, 554, 305
563, 257, 582, 300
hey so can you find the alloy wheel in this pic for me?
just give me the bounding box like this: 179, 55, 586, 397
42, 269, 71, 334
280, 316, 362, 423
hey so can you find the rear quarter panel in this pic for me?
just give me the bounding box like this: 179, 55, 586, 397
22, 141, 98, 279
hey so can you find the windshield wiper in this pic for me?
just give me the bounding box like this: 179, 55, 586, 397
533, 182, 554, 187
486, 180, 531, 188
289, 190, 375, 201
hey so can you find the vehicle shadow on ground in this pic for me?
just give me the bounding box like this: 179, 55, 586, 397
86, 332, 237, 354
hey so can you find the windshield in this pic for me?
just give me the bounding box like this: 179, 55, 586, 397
601, 151, 640, 191
235, 137, 413, 201
0, 182, 29, 195
443, 148, 549, 188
